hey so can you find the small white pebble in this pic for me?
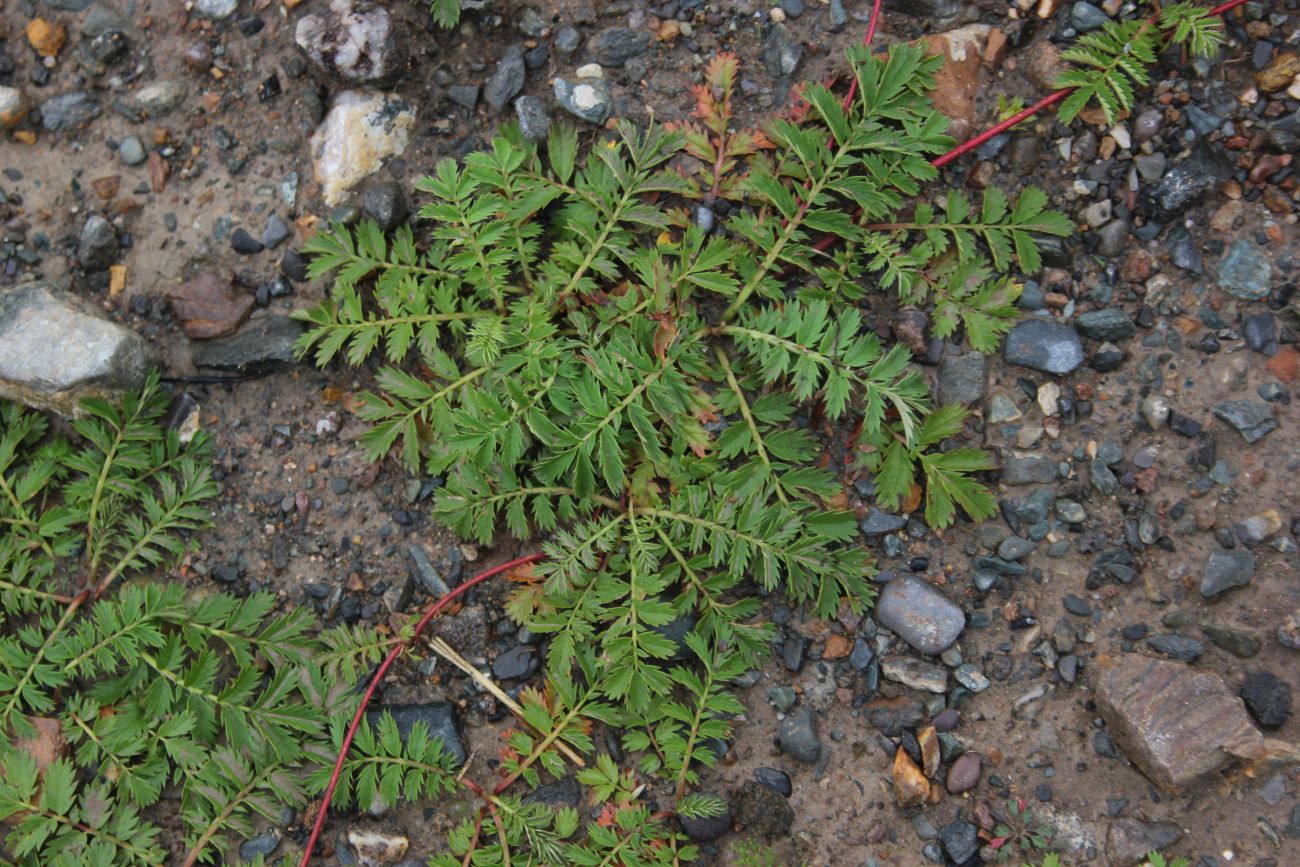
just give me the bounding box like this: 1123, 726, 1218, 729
770, 6, 786, 22
1108, 124, 1131, 150
574, 62, 603, 80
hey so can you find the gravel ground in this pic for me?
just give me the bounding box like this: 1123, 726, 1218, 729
1, 0, 1299, 865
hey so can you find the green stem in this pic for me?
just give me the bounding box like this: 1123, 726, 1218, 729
713, 346, 788, 506
673, 658, 719, 801
180, 763, 282, 867
0, 594, 83, 728
328, 310, 494, 332
720, 143, 849, 322
0, 471, 57, 560
8, 799, 162, 865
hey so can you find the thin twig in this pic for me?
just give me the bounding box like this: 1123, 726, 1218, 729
424, 635, 585, 767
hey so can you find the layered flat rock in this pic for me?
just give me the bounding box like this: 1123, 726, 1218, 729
1095, 655, 1262, 790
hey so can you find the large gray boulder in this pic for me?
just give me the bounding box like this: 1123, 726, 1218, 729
0, 283, 155, 416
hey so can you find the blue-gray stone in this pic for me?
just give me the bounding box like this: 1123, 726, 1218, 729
762, 23, 802, 78
777, 708, 821, 763
1004, 319, 1084, 374
1070, 2, 1110, 31
1002, 453, 1059, 486
1201, 549, 1254, 598
1212, 399, 1277, 443
1075, 308, 1135, 342
484, 45, 526, 112
41, 91, 102, 132
554, 77, 610, 123
849, 638, 874, 671
514, 95, 550, 141
953, 663, 989, 692
369, 702, 466, 765
940, 820, 980, 864
1146, 633, 1206, 662
1217, 238, 1271, 300
874, 574, 965, 655
936, 352, 987, 405
239, 831, 281, 862
585, 27, 651, 67
118, 135, 147, 166
860, 508, 908, 535
997, 536, 1036, 561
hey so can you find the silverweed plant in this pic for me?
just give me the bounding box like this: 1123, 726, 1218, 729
0, 3, 1229, 861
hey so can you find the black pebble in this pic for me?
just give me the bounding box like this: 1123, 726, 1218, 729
231, 228, 264, 255
753, 766, 792, 797
1241, 671, 1292, 730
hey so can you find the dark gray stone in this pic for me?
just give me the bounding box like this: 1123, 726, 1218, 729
1241, 671, 1291, 729
514, 96, 550, 141
874, 574, 965, 655
77, 215, 118, 271
1142, 141, 1232, 221
939, 820, 979, 864
1201, 549, 1254, 599
1004, 319, 1084, 374
679, 799, 732, 841
492, 645, 538, 680
762, 24, 802, 78
261, 214, 291, 249
1212, 400, 1277, 443
448, 84, 479, 110
41, 91, 102, 131
1217, 237, 1272, 301
1243, 313, 1278, 356
361, 181, 408, 231
368, 702, 466, 765
523, 776, 581, 808
998, 536, 1036, 561
753, 766, 792, 797
1200, 623, 1261, 659
860, 509, 907, 535
484, 45, 527, 112
884, 0, 961, 17
586, 27, 651, 67
1075, 308, 1135, 342
1146, 633, 1206, 663
191, 316, 306, 371
239, 831, 281, 862
1001, 452, 1058, 485
935, 352, 987, 405
231, 228, 264, 255
777, 708, 821, 763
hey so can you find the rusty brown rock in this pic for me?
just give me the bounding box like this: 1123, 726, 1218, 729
918, 725, 940, 778
1256, 53, 1300, 93
168, 272, 254, 339
920, 25, 991, 142
1094, 655, 1262, 790
892, 746, 930, 806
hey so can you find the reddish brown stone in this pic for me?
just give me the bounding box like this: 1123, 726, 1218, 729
1095, 655, 1262, 790
921, 25, 991, 141
1266, 347, 1298, 383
